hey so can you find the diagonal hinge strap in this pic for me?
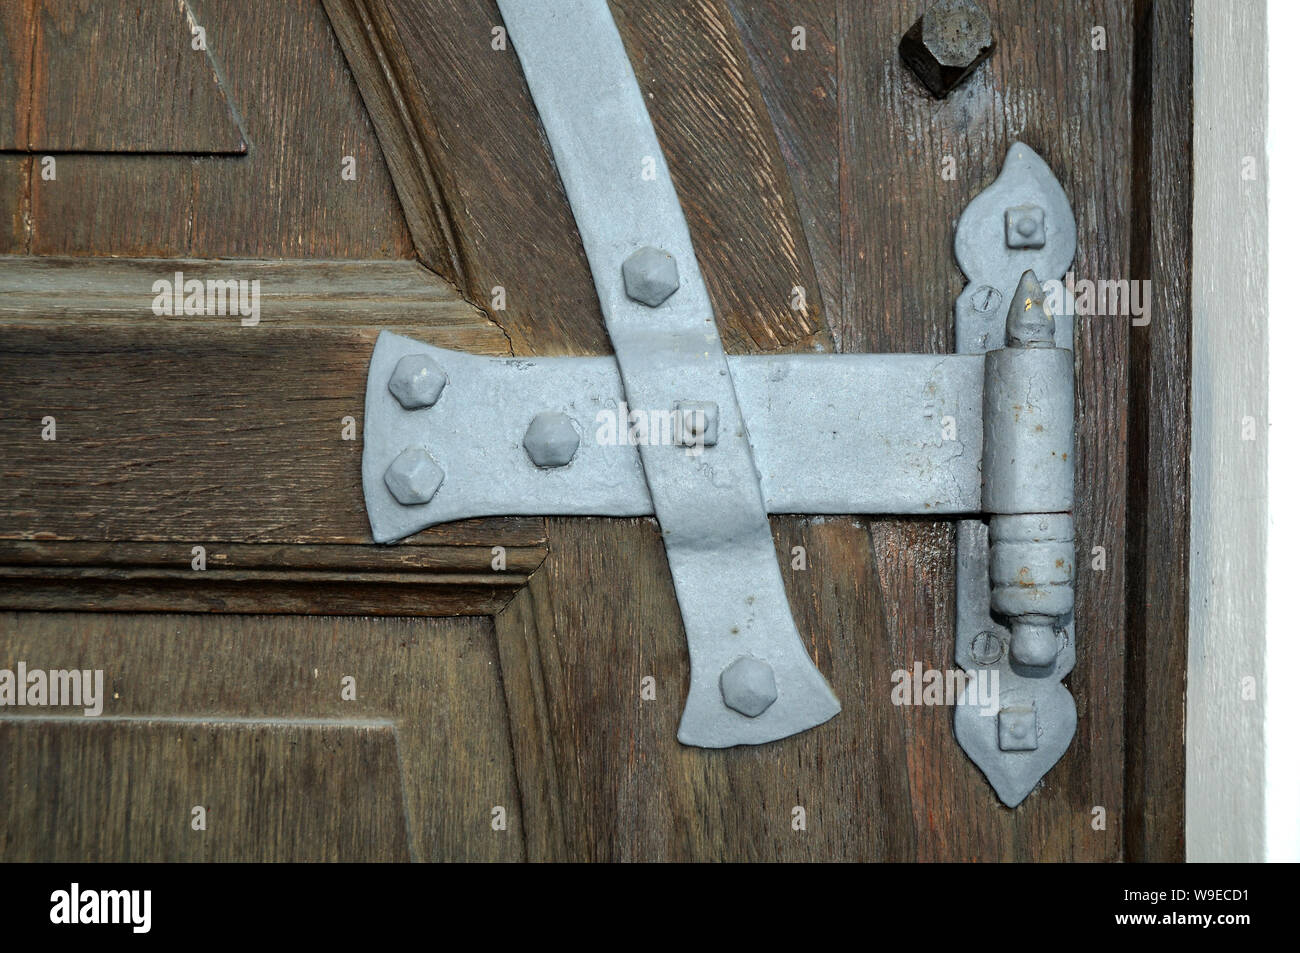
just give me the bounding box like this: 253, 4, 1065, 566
497, 0, 838, 745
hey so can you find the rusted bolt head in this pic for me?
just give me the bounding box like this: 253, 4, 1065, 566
384, 446, 444, 505
720, 656, 778, 718
622, 247, 680, 307
899, 0, 995, 99
388, 353, 448, 409
523, 411, 580, 468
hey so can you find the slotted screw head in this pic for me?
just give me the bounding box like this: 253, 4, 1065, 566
720, 656, 778, 718
899, 0, 996, 99
384, 446, 444, 505
388, 354, 448, 409
523, 412, 580, 468
622, 247, 680, 307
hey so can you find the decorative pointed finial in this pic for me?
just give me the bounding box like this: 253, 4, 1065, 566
1005, 270, 1055, 348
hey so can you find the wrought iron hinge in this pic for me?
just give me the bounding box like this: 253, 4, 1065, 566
361, 0, 1078, 807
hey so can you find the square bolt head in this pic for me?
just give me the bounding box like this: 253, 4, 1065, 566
673, 400, 719, 448
388, 353, 448, 409
384, 446, 444, 505
523, 411, 580, 468
899, 0, 996, 99
1005, 204, 1047, 249
997, 706, 1039, 751
622, 247, 680, 307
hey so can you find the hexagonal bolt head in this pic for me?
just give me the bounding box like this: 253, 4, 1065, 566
622, 247, 680, 307
673, 400, 719, 448
384, 446, 445, 505
719, 656, 778, 718
388, 354, 448, 410
997, 706, 1039, 752
523, 412, 580, 468
899, 0, 995, 99
1005, 204, 1046, 249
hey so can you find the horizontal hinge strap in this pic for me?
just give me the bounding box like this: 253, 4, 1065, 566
364, 331, 985, 543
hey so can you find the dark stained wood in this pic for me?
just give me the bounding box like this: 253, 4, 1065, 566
0, 611, 525, 862
0, 322, 481, 542
332, 0, 830, 356
609, 0, 832, 353
524, 516, 917, 860
0, 0, 1191, 862
1, 0, 247, 153
0, 258, 510, 543
0, 2, 35, 151
322, 0, 468, 291
0, 157, 29, 252
836, 0, 1132, 858
7, 0, 413, 259
364, 0, 607, 355
492, 573, 570, 862
484, 0, 1150, 859
0, 541, 543, 616
2, 719, 411, 861
1123, 0, 1192, 862
728, 1, 843, 341
0, 257, 545, 614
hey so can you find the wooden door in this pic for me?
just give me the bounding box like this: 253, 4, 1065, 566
0, 0, 1191, 861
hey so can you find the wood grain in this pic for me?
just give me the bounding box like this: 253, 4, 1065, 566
492, 573, 570, 862
1186, 0, 1267, 862
487, 0, 1158, 859
1124, 0, 1192, 862
0, 1, 35, 151
321, 0, 467, 290
838, 0, 1132, 858
0, 0, 1193, 861
1, 0, 246, 153
0, 257, 507, 544
370, 0, 607, 355
7, 0, 413, 259
609, 0, 832, 353
728, 1, 842, 342
0, 257, 544, 612
0, 611, 525, 862
1, 719, 410, 861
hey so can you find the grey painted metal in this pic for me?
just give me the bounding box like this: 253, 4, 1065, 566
522, 412, 581, 468
621, 247, 680, 308
719, 657, 779, 718
362, 331, 986, 540
383, 447, 444, 506
952, 143, 1078, 807
981, 270, 1074, 514
497, 0, 838, 746
387, 354, 447, 410
954, 143, 1077, 353
672, 401, 718, 448
954, 519, 1077, 806
989, 513, 1075, 670
357, 89, 1081, 802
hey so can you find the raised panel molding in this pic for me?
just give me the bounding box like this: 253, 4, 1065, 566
0, 257, 545, 616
